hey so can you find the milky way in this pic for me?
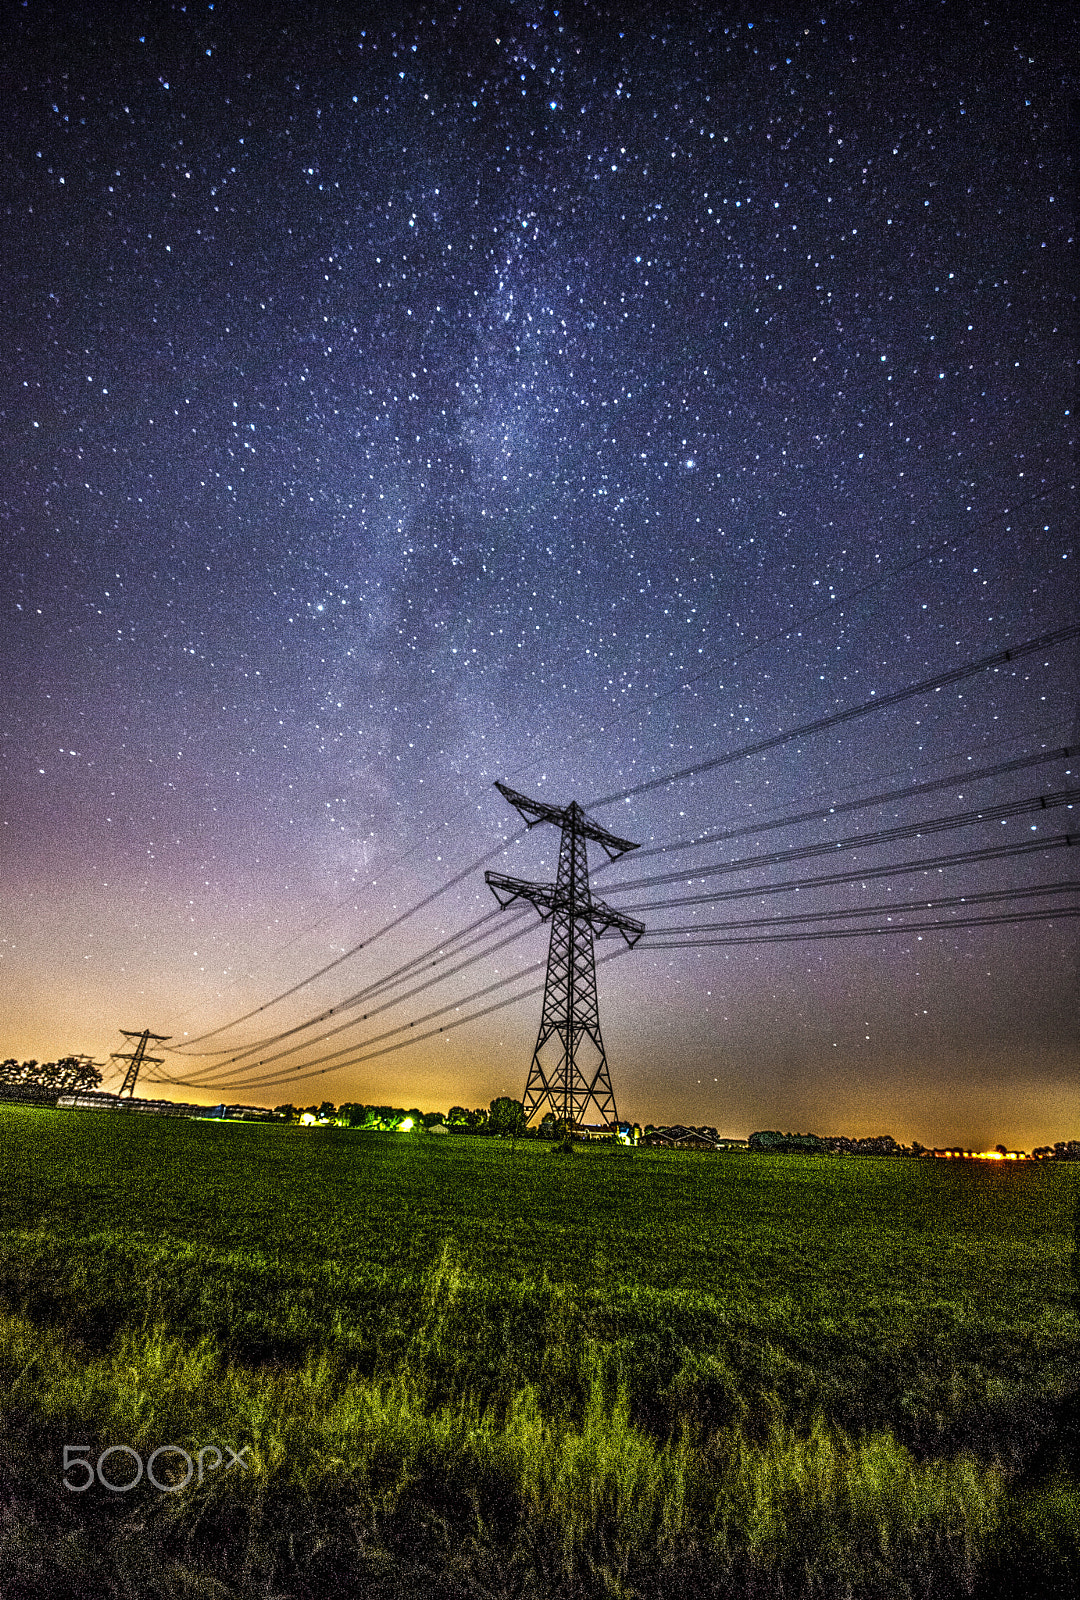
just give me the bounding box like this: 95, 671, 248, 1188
2, 3, 1076, 1147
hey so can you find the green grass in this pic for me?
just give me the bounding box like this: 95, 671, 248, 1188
0, 1104, 1076, 1597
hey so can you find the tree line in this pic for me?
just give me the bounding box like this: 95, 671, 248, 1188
271, 1097, 534, 1138
0, 1057, 103, 1094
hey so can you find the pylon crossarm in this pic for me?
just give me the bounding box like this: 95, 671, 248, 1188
495, 782, 567, 832
579, 892, 645, 944
494, 783, 640, 860
485, 870, 555, 918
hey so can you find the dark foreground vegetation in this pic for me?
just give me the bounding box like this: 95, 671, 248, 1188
0, 1104, 1077, 1598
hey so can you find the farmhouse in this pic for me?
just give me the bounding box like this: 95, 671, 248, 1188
643, 1125, 739, 1151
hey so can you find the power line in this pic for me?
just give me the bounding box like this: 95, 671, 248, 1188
159, 914, 541, 1088
602, 788, 1079, 897
644, 880, 1080, 935
169, 748, 1073, 1075
157, 870, 1077, 1095
166, 469, 1074, 1054
640, 907, 1080, 948
149, 946, 636, 1097
170, 906, 519, 1060
616, 834, 1077, 913
157, 961, 549, 1094
155, 851, 1078, 1097
166, 838, 1073, 1092
586, 621, 1080, 810
160, 612, 1076, 1085
616, 747, 1074, 866
174, 830, 526, 1048
165, 572, 1074, 1058
163, 847, 1080, 1096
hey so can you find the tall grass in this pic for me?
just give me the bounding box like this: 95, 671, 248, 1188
1, 1109, 1077, 1596
0, 1288, 1042, 1599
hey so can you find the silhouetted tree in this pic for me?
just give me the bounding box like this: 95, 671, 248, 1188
1, 1059, 37, 1085
1, 1056, 100, 1093
488, 1096, 526, 1138
62, 1056, 102, 1092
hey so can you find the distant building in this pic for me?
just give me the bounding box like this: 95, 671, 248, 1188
58, 1093, 209, 1117
55, 1094, 275, 1121
641, 1125, 741, 1152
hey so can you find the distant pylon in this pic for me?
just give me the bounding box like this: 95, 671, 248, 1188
486, 782, 644, 1129
110, 1029, 171, 1097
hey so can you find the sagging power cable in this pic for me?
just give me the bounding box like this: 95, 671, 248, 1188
602, 789, 1078, 896
159, 913, 542, 1088
148, 947, 636, 1096
173, 830, 526, 1048
640, 906, 1080, 948
643, 879, 1080, 935
172, 906, 524, 1063
618, 747, 1074, 866
617, 835, 1076, 913
587, 622, 1080, 810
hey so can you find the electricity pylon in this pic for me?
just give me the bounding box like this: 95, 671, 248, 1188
110, 1028, 171, 1097
486, 781, 644, 1129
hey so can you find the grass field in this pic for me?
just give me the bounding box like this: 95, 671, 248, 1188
0, 1103, 1077, 1598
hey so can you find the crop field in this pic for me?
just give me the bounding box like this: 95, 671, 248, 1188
0, 1103, 1077, 1599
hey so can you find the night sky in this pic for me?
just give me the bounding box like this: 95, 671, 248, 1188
2, 2, 1076, 1149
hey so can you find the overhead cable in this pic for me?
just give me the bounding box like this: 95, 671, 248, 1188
172, 906, 523, 1063
150, 946, 635, 1096
603, 787, 1078, 896
618, 747, 1074, 865
645, 879, 1080, 935
641, 906, 1080, 948
160, 915, 543, 1088
587, 621, 1080, 809
173, 829, 526, 1048
618, 834, 1076, 913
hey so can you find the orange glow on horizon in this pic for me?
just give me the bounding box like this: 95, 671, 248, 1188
929, 1148, 1030, 1160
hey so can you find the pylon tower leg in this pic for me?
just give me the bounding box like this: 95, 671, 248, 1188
521, 803, 619, 1128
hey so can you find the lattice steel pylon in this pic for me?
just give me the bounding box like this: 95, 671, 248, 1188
485, 781, 644, 1129
110, 1028, 171, 1097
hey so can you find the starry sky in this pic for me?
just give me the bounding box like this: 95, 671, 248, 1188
2, 1, 1077, 1149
